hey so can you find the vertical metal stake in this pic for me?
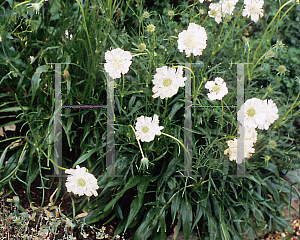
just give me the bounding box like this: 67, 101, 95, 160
184, 63, 193, 177
106, 75, 116, 177
54, 63, 63, 177
237, 63, 246, 176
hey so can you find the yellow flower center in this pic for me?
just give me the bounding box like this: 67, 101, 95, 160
78, 178, 86, 187
113, 57, 124, 69
184, 33, 198, 49
142, 126, 149, 133
212, 85, 221, 93
163, 78, 172, 87
247, 107, 256, 117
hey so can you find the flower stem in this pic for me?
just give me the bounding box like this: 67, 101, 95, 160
130, 125, 145, 159
162, 98, 168, 120
161, 132, 192, 163
251, 0, 295, 74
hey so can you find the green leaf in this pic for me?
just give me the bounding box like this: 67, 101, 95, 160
72, 148, 97, 167
103, 176, 141, 212
171, 193, 180, 224
124, 177, 150, 232
124, 197, 140, 232
181, 199, 193, 240
31, 65, 48, 104
168, 102, 183, 121
0, 107, 29, 112
192, 202, 203, 229
220, 221, 231, 240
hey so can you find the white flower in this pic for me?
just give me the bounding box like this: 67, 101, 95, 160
140, 157, 152, 170
0, 124, 16, 137
135, 114, 164, 142
224, 138, 255, 162
65, 165, 99, 197
30, 56, 34, 63
257, 99, 279, 130
147, 24, 155, 32
104, 48, 132, 79
237, 124, 258, 144
4, 124, 16, 131
220, 0, 238, 16
143, 11, 150, 18
28, 3, 41, 14
152, 66, 187, 99
208, 3, 223, 24
242, 0, 264, 23
65, 30, 73, 40
177, 23, 207, 57
237, 97, 267, 128
205, 77, 228, 100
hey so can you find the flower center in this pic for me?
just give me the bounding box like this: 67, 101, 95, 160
249, 3, 260, 13
184, 33, 198, 49
142, 126, 149, 133
212, 85, 221, 93
113, 57, 124, 69
210, 9, 217, 17
247, 107, 256, 117
78, 178, 86, 187
163, 78, 172, 87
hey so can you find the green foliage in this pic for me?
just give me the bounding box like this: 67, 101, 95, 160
0, 0, 300, 239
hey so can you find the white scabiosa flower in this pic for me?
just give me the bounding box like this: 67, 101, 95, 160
237, 97, 267, 128
237, 124, 258, 144
177, 23, 207, 57
152, 66, 187, 99
224, 138, 255, 162
208, 3, 223, 24
242, 0, 264, 23
65, 165, 99, 197
104, 48, 132, 79
257, 99, 279, 130
135, 114, 164, 142
205, 77, 228, 100
220, 0, 238, 16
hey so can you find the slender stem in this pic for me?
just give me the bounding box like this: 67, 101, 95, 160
130, 125, 145, 159
121, 74, 125, 108
26, 138, 67, 170
221, 100, 224, 130
75, 0, 94, 58
161, 132, 192, 163
204, 6, 243, 71
261, 75, 282, 100
162, 98, 168, 119
252, 0, 295, 65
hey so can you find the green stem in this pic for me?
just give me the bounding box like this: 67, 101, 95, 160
75, 0, 93, 58
130, 125, 145, 159
162, 98, 168, 119
161, 132, 192, 163
252, 0, 295, 66
204, 6, 243, 71
221, 100, 224, 130
25, 137, 67, 171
